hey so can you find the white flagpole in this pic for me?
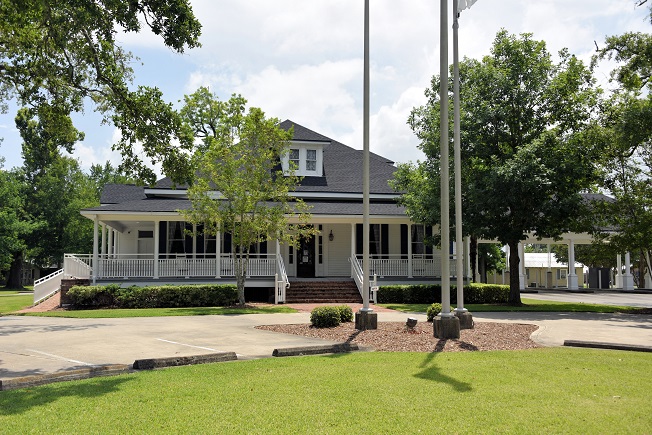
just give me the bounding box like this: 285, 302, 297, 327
439, 0, 452, 318
362, 0, 371, 313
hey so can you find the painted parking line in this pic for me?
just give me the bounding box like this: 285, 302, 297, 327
26, 349, 94, 366
156, 338, 243, 358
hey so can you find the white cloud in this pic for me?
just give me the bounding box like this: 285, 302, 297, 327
12, 0, 643, 176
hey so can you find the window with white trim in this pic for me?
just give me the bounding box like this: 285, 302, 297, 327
281, 144, 324, 176
306, 149, 317, 171
556, 269, 567, 280
289, 149, 300, 169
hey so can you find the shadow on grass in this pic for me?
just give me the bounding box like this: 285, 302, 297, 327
413, 343, 473, 392
0, 375, 135, 416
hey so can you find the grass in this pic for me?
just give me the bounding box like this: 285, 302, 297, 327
380, 297, 646, 314
13, 305, 298, 318
0, 348, 649, 433
0, 294, 33, 315
0, 285, 33, 295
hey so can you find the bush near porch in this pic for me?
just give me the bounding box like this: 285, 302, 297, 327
376, 283, 509, 305
67, 284, 238, 309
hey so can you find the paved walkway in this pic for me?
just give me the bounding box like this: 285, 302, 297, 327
1, 306, 651, 381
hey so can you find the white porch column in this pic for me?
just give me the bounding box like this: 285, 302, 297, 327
153, 220, 160, 279
92, 215, 98, 285
567, 239, 579, 290
216, 230, 221, 278
615, 254, 623, 289
99, 223, 106, 280
407, 223, 413, 278
518, 242, 526, 290
101, 223, 106, 257
350, 223, 356, 278
107, 228, 114, 258
623, 252, 634, 290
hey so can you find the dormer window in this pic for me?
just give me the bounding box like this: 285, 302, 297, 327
306, 149, 317, 171
282, 142, 324, 176
289, 149, 300, 169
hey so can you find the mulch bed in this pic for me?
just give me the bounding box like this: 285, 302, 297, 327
257, 321, 542, 352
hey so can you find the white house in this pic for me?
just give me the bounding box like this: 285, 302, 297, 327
33, 121, 638, 304
35, 121, 467, 304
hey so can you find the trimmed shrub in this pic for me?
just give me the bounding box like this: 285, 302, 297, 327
67, 284, 238, 309
310, 306, 341, 328
426, 303, 443, 322
376, 283, 509, 305
336, 305, 354, 323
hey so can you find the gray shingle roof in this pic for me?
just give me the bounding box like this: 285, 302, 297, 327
84, 198, 406, 216
152, 120, 398, 195
100, 184, 146, 204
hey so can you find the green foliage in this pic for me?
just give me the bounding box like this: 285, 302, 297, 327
66, 284, 237, 309
399, 30, 603, 305
376, 283, 509, 305
335, 305, 354, 323
0, 0, 202, 184
181, 90, 316, 304
0, 163, 33, 272
309, 306, 342, 328
426, 303, 442, 321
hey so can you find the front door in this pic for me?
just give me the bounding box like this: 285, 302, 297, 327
297, 235, 315, 278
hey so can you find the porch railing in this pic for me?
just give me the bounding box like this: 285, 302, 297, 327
33, 268, 64, 304
64, 253, 92, 278
64, 253, 280, 280
349, 257, 377, 303
356, 255, 458, 277
275, 254, 289, 304
349, 256, 365, 301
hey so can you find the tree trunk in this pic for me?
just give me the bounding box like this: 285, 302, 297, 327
234, 251, 247, 305
5, 251, 25, 290
478, 255, 486, 283
507, 241, 522, 305
470, 236, 478, 282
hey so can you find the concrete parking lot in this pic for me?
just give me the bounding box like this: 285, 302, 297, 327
1, 292, 650, 381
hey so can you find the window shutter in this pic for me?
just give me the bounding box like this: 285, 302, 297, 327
159, 221, 167, 257
185, 223, 193, 254
223, 232, 232, 254
381, 224, 389, 257
196, 224, 205, 255
400, 224, 408, 259
356, 224, 363, 256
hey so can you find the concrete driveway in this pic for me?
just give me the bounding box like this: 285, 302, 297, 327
1, 294, 651, 381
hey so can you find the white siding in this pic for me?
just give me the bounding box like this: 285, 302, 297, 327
388, 224, 402, 256
327, 224, 352, 277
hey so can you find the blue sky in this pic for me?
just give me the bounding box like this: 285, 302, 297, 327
0, 0, 649, 174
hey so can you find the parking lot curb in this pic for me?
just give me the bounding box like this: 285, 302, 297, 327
563, 340, 652, 353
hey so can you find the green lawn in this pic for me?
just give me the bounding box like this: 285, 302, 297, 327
0, 294, 33, 314
0, 348, 649, 433
380, 298, 646, 314
13, 305, 298, 318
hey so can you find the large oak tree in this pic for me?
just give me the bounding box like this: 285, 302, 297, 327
395, 30, 603, 304
1, 0, 201, 184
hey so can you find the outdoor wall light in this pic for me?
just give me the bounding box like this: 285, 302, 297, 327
329, 230, 334, 241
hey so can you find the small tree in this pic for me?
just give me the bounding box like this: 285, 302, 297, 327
182, 91, 315, 304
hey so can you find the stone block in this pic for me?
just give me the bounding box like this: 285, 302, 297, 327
433, 315, 460, 339
454, 311, 474, 330
355, 310, 378, 330
133, 352, 237, 370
